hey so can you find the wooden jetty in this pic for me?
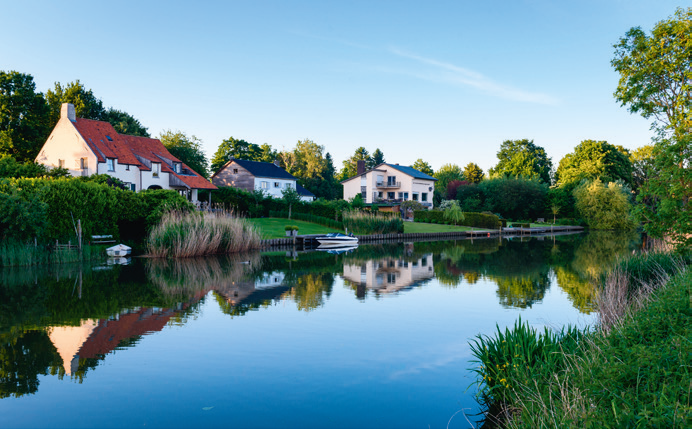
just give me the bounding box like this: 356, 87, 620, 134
260, 226, 584, 250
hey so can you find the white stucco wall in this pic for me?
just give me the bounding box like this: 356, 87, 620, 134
342, 166, 434, 208
255, 177, 296, 199
35, 118, 98, 177
141, 167, 171, 191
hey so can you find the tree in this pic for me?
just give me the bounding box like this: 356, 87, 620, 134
443, 200, 464, 225
489, 139, 552, 183
258, 143, 278, 163
412, 158, 434, 176
479, 177, 548, 220
555, 140, 633, 186
612, 8, 692, 250
339, 147, 372, 181
371, 148, 385, 167
281, 186, 302, 220
104, 108, 149, 137
612, 7, 692, 137
447, 180, 469, 200
0, 71, 51, 162
630, 144, 656, 192
159, 130, 209, 178
210, 137, 265, 173
45, 80, 105, 124
574, 179, 635, 230
434, 163, 464, 198
463, 162, 484, 184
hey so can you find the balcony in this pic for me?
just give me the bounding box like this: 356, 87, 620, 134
375, 181, 401, 189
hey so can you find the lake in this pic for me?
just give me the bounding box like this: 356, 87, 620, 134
0, 231, 640, 428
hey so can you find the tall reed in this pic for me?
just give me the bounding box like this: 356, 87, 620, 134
342, 211, 403, 234
0, 240, 105, 267
146, 210, 261, 258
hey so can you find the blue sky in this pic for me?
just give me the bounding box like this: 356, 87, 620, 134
0, 1, 683, 173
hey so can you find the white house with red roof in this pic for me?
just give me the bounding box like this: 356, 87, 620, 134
35, 103, 216, 200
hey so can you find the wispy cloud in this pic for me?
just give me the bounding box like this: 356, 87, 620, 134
387, 48, 559, 105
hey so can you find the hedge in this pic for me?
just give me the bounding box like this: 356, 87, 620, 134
414, 210, 502, 229
269, 210, 343, 230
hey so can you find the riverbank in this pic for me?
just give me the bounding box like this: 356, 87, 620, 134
471, 251, 691, 427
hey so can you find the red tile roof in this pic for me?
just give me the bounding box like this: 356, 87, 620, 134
72, 118, 216, 190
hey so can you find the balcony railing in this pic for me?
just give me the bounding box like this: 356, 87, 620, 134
375, 181, 401, 189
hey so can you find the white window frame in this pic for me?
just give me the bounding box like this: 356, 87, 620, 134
261, 181, 269, 189
107, 158, 115, 172
152, 163, 160, 178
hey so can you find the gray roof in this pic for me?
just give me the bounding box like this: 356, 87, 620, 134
225, 158, 297, 180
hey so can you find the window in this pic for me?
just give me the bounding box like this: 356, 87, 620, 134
387, 273, 396, 284
126, 164, 130, 171
106, 135, 113, 141
80, 158, 87, 169
107, 158, 115, 172
130, 184, 136, 191
422, 193, 428, 202
174, 163, 181, 173
387, 175, 396, 185
285, 183, 292, 189
377, 192, 383, 198
274, 182, 280, 188
261, 181, 269, 189
412, 192, 419, 201
152, 163, 159, 177
403, 192, 409, 200
233, 168, 238, 174
58, 159, 65, 168
387, 192, 395, 199
398, 192, 403, 199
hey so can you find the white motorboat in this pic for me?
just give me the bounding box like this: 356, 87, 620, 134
106, 244, 131, 257
316, 244, 358, 254
315, 233, 358, 246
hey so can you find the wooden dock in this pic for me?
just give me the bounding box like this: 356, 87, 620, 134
260, 226, 584, 249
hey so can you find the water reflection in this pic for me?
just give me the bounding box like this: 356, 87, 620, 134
0, 231, 641, 400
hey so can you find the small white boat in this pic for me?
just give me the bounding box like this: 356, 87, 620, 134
316, 233, 358, 246
106, 244, 131, 257
316, 244, 358, 254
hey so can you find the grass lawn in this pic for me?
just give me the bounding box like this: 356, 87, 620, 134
404, 222, 474, 233
248, 218, 344, 239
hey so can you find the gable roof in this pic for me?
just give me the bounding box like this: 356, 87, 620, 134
214, 158, 297, 181
296, 184, 315, 198
72, 118, 215, 190
341, 162, 437, 183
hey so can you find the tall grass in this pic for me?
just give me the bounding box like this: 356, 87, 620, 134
468, 250, 690, 428
342, 211, 403, 234
0, 240, 105, 267
146, 210, 261, 258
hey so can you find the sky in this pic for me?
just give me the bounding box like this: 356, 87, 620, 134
0, 0, 684, 174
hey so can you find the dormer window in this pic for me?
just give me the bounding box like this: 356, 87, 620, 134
174, 163, 181, 173
106, 135, 113, 141
152, 163, 160, 178
107, 158, 115, 172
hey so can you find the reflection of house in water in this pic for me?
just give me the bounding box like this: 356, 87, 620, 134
342, 254, 434, 295
214, 271, 289, 307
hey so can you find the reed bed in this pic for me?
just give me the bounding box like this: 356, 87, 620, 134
342, 211, 403, 235
0, 240, 104, 267
146, 210, 261, 258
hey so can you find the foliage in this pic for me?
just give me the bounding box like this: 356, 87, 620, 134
454, 183, 484, 212
342, 211, 403, 234
633, 137, 692, 251
414, 210, 501, 229
443, 200, 464, 225
146, 210, 260, 257
103, 108, 149, 137
0, 192, 47, 240
446, 179, 469, 200
0, 71, 51, 163
349, 193, 364, 209
612, 7, 692, 137
281, 186, 302, 219
412, 158, 434, 176
478, 177, 548, 221
278, 139, 341, 199
159, 130, 209, 178
463, 162, 484, 184
433, 163, 464, 198
574, 179, 636, 230
210, 137, 276, 173
0, 155, 68, 179
338, 146, 373, 181
546, 182, 579, 220
489, 139, 552, 183
630, 144, 655, 192
270, 211, 343, 230
555, 140, 633, 187
371, 148, 385, 166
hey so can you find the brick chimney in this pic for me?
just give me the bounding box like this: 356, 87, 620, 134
61, 103, 76, 122
357, 160, 366, 175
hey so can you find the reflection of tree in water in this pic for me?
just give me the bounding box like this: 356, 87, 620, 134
554, 267, 597, 313
570, 230, 640, 280
282, 272, 334, 312
0, 331, 61, 398
492, 273, 550, 309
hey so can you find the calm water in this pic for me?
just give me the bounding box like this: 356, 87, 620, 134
0, 231, 640, 428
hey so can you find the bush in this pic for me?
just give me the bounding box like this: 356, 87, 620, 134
343, 211, 403, 234
270, 210, 343, 230
574, 179, 636, 230
478, 177, 548, 220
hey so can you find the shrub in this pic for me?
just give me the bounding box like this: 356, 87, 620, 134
574, 179, 636, 230
270, 210, 343, 230
478, 177, 548, 220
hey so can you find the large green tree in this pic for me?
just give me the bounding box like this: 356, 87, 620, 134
104, 108, 149, 137
338, 147, 372, 181
433, 163, 464, 198
0, 71, 51, 162
279, 139, 340, 199
210, 137, 267, 173
489, 139, 552, 183
574, 179, 635, 230
555, 140, 633, 186
159, 130, 209, 178
463, 162, 484, 184
613, 7, 692, 250
371, 148, 385, 167
412, 158, 434, 176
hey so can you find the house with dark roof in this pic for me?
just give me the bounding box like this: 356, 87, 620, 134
35, 103, 216, 201
342, 161, 436, 210
211, 157, 315, 202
